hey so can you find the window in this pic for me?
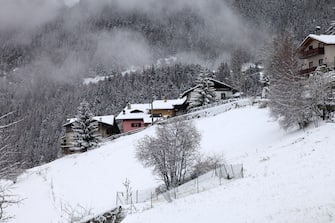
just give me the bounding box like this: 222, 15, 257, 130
131, 123, 141, 127
309, 61, 314, 68
318, 42, 324, 48
152, 113, 162, 118
308, 45, 313, 50
319, 59, 324, 66
221, 93, 226, 100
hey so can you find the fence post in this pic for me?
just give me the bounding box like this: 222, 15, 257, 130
241, 164, 244, 178
136, 190, 138, 203
115, 192, 118, 206
212, 164, 216, 177
231, 164, 235, 178
196, 177, 199, 193
150, 192, 153, 208
130, 196, 133, 214
219, 173, 222, 185
223, 164, 230, 179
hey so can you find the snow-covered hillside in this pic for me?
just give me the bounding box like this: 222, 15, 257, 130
125, 112, 335, 223
5, 103, 335, 222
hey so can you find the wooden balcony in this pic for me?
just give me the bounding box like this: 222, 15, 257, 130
299, 47, 324, 59
299, 66, 317, 75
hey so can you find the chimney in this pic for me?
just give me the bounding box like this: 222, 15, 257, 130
164, 98, 167, 102
127, 103, 131, 109
315, 26, 321, 35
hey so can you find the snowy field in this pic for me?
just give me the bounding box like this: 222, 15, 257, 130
5, 104, 335, 222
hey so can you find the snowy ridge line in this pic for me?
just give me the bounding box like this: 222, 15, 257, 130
116, 163, 243, 214
157, 98, 255, 125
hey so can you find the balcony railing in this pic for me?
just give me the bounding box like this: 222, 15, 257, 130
299, 47, 324, 59
299, 66, 317, 75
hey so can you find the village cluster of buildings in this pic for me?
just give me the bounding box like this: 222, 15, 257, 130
61, 31, 335, 154
61, 79, 238, 153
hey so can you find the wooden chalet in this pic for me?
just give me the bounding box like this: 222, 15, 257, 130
180, 78, 239, 103
61, 115, 120, 154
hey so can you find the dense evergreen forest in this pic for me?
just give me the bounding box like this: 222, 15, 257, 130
1, 0, 334, 168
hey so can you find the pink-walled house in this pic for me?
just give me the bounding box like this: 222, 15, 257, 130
116, 103, 153, 133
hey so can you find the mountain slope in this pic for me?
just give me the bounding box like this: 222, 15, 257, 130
5, 104, 335, 222
125, 111, 335, 222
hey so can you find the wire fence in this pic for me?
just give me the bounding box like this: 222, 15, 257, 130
115, 163, 244, 211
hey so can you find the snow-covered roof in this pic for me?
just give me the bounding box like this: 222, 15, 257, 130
152, 97, 187, 110
299, 34, 335, 48
64, 115, 116, 126
116, 103, 152, 121
93, 115, 116, 126
241, 63, 256, 72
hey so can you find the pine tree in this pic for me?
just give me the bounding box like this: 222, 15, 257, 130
72, 100, 100, 152
189, 67, 216, 108
216, 62, 231, 83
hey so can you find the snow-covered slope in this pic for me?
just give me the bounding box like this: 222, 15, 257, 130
124, 111, 335, 223
6, 127, 158, 222
6, 105, 335, 222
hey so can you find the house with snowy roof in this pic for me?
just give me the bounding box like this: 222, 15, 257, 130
180, 78, 239, 103
116, 99, 189, 133
149, 97, 188, 118
116, 103, 153, 133
61, 115, 120, 154
298, 34, 335, 75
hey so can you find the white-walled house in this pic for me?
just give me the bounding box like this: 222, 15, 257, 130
298, 34, 335, 75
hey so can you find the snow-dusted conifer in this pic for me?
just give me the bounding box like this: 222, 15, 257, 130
72, 100, 100, 152
189, 67, 216, 108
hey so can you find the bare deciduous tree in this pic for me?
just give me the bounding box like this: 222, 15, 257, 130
136, 121, 201, 190
0, 112, 22, 221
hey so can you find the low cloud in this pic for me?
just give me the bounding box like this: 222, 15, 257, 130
93, 30, 153, 70
0, 0, 64, 32
1, 0, 268, 80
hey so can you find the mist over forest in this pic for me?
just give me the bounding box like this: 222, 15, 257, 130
1, 0, 334, 167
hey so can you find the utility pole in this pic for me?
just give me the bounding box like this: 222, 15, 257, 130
150, 65, 155, 125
